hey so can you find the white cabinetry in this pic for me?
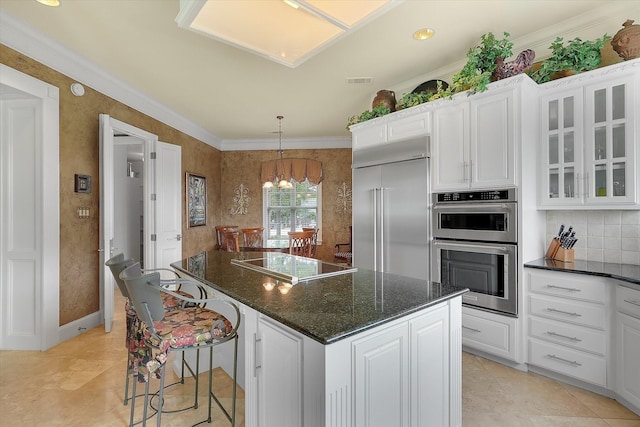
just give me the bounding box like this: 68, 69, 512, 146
526, 269, 609, 387
539, 61, 639, 208
244, 297, 463, 427
615, 285, 640, 412
350, 108, 431, 151
462, 306, 519, 363
431, 80, 528, 191
255, 316, 303, 426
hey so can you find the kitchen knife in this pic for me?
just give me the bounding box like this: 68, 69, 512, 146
557, 224, 565, 238
568, 238, 578, 249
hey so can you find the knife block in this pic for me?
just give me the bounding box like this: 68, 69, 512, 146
545, 238, 560, 259
544, 238, 574, 262
554, 247, 575, 263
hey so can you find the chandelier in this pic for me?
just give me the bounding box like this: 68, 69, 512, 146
263, 115, 293, 189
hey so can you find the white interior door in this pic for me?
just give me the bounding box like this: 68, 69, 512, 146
155, 141, 182, 277
0, 64, 59, 350
99, 114, 157, 332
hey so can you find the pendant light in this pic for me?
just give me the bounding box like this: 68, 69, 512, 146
263, 115, 293, 189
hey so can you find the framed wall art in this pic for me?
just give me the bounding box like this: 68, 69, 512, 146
186, 172, 207, 228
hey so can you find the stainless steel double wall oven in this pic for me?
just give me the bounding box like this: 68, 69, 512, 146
432, 188, 518, 316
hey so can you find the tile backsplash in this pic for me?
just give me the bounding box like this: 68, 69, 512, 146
546, 210, 640, 265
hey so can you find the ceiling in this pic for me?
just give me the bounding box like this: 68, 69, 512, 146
1, 1, 638, 146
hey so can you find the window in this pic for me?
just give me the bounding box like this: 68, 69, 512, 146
263, 179, 322, 243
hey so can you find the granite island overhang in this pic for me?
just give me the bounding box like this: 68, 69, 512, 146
171, 250, 468, 345
171, 250, 468, 427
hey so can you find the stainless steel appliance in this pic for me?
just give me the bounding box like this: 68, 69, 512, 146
432, 188, 518, 316
352, 137, 430, 281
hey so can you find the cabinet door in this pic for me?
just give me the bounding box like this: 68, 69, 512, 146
432, 103, 469, 191
616, 312, 640, 409
584, 76, 637, 205
257, 316, 303, 427
409, 304, 449, 427
539, 87, 584, 206
469, 90, 516, 189
353, 323, 409, 427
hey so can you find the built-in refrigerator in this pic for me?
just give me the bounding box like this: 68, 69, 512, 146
352, 137, 430, 281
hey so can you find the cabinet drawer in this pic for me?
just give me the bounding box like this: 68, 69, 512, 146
529, 338, 607, 386
387, 112, 431, 142
528, 270, 606, 303
529, 316, 606, 355
617, 285, 640, 319
529, 294, 605, 329
462, 309, 516, 361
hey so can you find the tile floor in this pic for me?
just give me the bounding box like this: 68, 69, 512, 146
0, 291, 638, 426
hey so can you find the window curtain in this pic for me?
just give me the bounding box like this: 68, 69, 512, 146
261, 158, 323, 185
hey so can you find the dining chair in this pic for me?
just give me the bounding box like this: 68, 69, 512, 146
334, 225, 352, 264
215, 225, 239, 250
302, 227, 319, 257
225, 230, 240, 252
288, 230, 315, 257
241, 227, 264, 248
105, 253, 207, 410
120, 262, 240, 427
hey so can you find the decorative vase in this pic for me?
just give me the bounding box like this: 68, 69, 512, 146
611, 19, 640, 60
372, 90, 396, 112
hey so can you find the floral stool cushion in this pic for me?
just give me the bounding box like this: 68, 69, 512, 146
135, 306, 234, 382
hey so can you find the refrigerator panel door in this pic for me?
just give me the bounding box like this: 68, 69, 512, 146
381, 158, 430, 280
352, 166, 381, 271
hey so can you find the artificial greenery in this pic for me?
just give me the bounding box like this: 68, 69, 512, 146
346, 104, 391, 128
529, 34, 611, 84
443, 31, 514, 97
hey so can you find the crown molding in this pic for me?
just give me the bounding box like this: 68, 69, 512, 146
221, 136, 352, 151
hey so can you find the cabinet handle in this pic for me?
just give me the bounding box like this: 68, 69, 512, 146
584, 172, 590, 198
546, 284, 581, 292
462, 325, 481, 333
546, 331, 582, 342
546, 354, 582, 367
546, 307, 582, 317
623, 299, 640, 308
254, 333, 262, 377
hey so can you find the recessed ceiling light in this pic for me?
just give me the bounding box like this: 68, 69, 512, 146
35, 0, 60, 6
413, 28, 434, 40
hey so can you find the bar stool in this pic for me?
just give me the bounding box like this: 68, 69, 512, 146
120, 262, 240, 427
105, 254, 207, 409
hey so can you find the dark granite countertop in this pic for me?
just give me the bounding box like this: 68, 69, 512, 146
172, 250, 467, 345
525, 258, 640, 289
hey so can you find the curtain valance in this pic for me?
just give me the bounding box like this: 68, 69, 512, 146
261, 158, 323, 185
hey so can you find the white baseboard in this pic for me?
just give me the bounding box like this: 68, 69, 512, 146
58, 311, 102, 344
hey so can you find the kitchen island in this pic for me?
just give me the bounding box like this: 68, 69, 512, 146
172, 251, 467, 427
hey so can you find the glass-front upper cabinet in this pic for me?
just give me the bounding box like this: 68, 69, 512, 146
539, 66, 638, 209
540, 88, 583, 206
584, 76, 636, 205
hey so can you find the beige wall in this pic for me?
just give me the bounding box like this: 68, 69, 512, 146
1, 45, 221, 325
220, 149, 353, 261
1, 44, 353, 326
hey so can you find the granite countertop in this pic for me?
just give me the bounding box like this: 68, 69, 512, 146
525, 258, 640, 289
172, 250, 467, 345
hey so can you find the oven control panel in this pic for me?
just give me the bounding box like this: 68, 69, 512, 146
434, 188, 516, 203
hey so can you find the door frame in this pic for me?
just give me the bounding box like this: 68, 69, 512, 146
0, 64, 59, 350
99, 114, 157, 332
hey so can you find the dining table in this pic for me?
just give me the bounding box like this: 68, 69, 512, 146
239, 238, 290, 253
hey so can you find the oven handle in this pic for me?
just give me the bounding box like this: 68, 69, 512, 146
432, 203, 515, 210
433, 240, 511, 253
